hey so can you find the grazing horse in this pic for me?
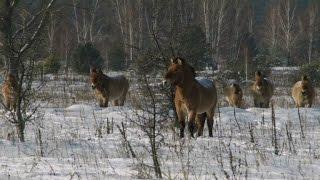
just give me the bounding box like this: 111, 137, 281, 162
251, 71, 274, 108
90, 68, 129, 107
292, 75, 315, 108
225, 83, 243, 108
164, 57, 217, 138
2, 73, 18, 111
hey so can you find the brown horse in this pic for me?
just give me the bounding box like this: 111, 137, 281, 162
251, 71, 274, 108
164, 57, 217, 138
225, 83, 243, 108
90, 68, 129, 107
2, 73, 18, 111
292, 75, 315, 108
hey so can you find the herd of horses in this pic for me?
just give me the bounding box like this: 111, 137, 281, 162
1, 57, 316, 138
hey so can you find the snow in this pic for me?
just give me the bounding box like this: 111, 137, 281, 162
0, 104, 320, 179
271, 67, 300, 71
64, 104, 94, 112
196, 78, 214, 89
0, 77, 320, 179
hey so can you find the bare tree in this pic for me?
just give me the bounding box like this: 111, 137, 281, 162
305, 2, 318, 64
113, 0, 133, 67
230, 0, 248, 62
278, 0, 297, 65
72, 0, 103, 44
211, 0, 229, 69
47, 11, 59, 55
262, 3, 280, 51
0, 0, 56, 142
129, 71, 171, 178
72, 0, 80, 43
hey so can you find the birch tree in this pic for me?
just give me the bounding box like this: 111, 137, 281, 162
305, 2, 318, 64
0, 0, 56, 142
278, 0, 297, 65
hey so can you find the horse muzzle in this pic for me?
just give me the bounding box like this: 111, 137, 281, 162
301, 91, 307, 96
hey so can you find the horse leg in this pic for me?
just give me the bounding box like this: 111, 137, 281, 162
196, 113, 206, 137
261, 98, 268, 108
119, 95, 126, 106
12, 100, 16, 112
188, 111, 196, 138
253, 99, 258, 107
259, 102, 263, 108
264, 100, 270, 108
112, 100, 119, 106
98, 98, 104, 107
207, 109, 215, 137
296, 103, 300, 108
175, 102, 185, 138
176, 110, 185, 138
4, 98, 10, 111
103, 97, 109, 107
308, 100, 312, 108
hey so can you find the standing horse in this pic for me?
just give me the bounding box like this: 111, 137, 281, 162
2, 73, 18, 111
251, 71, 274, 108
292, 75, 315, 108
225, 83, 243, 108
164, 57, 217, 138
90, 68, 129, 107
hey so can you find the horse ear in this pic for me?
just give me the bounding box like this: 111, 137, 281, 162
170, 58, 174, 64
302, 75, 308, 81
97, 68, 103, 74
191, 66, 196, 77
90, 67, 96, 74
177, 58, 184, 65
255, 71, 262, 77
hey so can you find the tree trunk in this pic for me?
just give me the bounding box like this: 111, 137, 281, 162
72, 0, 80, 43
151, 144, 162, 178
203, 0, 210, 43
215, 0, 226, 69
244, 47, 248, 82
16, 107, 25, 142
150, 128, 162, 178
16, 122, 25, 142
89, 0, 99, 43
129, 20, 133, 65
138, 0, 143, 49
307, 6, 316, 64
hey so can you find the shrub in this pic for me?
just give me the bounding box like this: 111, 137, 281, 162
108, 44, 126, 71
42, 54, 60, 74
71, 43, 104, 74
176, 25, 210, 69
301, 60, 320, 86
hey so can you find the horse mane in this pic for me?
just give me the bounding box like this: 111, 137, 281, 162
302, 75, 308, 82
173, 57, 196, 78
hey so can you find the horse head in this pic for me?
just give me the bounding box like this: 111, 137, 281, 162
301, 75, 310, 96
90, 67, 103, 90
163, 57, 195, 86
254, 71, 264, 90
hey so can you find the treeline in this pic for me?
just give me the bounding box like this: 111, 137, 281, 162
1, 0, 319, 77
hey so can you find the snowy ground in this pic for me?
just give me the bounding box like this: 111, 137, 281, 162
0, 105, 320, 179
0, 75, 320, 179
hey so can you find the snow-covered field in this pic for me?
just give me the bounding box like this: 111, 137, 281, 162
0, 75, 320, 179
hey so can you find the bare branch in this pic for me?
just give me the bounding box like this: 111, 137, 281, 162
19, 0, 56, 54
